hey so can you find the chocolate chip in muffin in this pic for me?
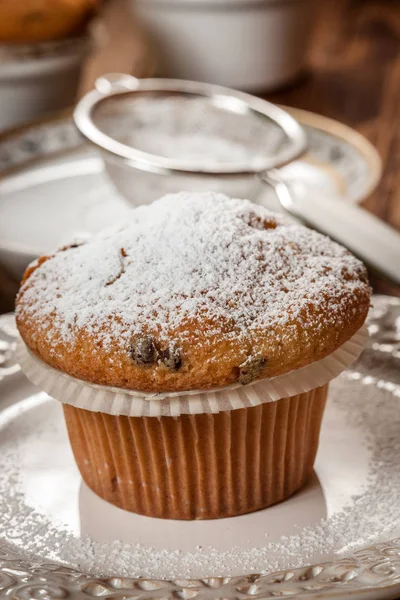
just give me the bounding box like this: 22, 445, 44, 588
238, 356, 267, 385
130, 336, 159, 365
160, 346, 182, 371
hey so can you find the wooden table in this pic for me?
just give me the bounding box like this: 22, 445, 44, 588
1, 0, 399, 312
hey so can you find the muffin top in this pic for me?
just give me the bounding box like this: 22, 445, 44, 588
16, 192, 371, 392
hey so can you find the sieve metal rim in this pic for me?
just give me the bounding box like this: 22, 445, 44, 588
74, 73, 308, 177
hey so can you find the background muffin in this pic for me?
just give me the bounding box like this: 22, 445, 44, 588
0, 0, 98, 43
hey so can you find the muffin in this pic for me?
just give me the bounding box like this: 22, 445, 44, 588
16, 192, 371, 519
0, 0, 98, 43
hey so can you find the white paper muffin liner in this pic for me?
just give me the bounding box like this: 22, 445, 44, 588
17, 325, 368, 416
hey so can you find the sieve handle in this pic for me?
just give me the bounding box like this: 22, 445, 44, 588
262, 169, 400, 286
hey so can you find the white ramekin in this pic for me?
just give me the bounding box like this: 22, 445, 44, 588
130, 0, 314, 92
0, 37, 89, 133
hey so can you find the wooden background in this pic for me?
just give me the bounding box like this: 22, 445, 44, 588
0, 0, 399, 312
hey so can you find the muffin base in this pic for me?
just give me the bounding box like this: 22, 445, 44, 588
63, 385, 328, 520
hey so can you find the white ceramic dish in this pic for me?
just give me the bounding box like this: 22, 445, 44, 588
0, 109, 381, 280
0, 36, 89, 133
1, 295, 400, 599
131, 0, 314, 91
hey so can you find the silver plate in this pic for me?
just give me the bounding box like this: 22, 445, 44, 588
0, 109, 381, 279
1, 296, 400, 599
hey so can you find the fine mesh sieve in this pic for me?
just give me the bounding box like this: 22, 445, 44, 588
74, 73, 307, 206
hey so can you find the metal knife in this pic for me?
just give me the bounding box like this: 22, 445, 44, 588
263, 170, 400, 286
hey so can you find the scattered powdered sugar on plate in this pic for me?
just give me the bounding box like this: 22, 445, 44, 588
17, 192, 369, 353
1, 371, 400, 579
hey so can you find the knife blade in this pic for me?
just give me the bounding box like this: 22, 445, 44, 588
263, 170, 400, 286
